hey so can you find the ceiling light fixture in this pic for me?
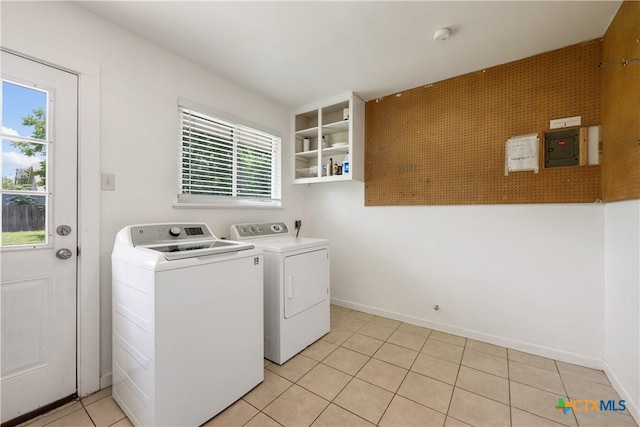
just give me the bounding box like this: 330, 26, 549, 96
433, 28, 451, 42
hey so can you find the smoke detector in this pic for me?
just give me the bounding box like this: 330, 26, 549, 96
433, 28, 451, 42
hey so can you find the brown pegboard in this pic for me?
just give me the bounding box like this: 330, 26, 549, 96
602, 0, 640, 202
365, 40, 602, 206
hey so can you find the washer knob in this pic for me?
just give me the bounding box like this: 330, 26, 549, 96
249, 226, 256, 233
257, 226, 263, 232
169, 227, 181, 236
271, 224, 282, 232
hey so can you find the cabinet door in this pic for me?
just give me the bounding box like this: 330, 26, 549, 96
283, 249, 329, 319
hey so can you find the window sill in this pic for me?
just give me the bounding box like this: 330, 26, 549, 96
173, 201, 283, 210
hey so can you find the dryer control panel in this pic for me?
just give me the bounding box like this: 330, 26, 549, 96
230, 222, 289, 240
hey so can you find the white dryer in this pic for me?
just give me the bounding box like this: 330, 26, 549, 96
112, 223, 263, 426
231, 223, 330, 364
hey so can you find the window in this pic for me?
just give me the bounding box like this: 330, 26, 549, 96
178, 104, 281, 207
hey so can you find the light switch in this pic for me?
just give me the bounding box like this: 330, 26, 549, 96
101, 173, 115, 191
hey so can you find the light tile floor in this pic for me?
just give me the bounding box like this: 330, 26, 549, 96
18, 386, 131, 427
20, 305, 638, 427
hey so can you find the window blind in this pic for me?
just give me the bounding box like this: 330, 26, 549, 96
179, 106, 281, 206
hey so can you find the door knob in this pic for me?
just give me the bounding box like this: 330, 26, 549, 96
56, 248, 73, 259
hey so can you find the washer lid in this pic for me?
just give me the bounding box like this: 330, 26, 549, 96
140, 239, 256, 260
128, 223, 255, 260
246, 236, 329, 253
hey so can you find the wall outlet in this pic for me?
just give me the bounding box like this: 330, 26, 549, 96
101, 173, 115, 191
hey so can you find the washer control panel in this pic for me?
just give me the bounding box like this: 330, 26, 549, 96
230, 222, 289, 240
131, 223, 214, 246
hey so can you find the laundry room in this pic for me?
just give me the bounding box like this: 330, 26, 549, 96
1, 1, 638, 427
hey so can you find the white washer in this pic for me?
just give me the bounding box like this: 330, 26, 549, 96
231, 222, 330, 364
111, 223, 263, 427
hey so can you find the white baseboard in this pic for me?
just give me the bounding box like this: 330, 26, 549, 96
331, 297, 603, 369
99, 372, 113, 389
603, 361, 639, 424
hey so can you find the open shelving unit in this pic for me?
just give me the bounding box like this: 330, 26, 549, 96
293, 92, 364, 184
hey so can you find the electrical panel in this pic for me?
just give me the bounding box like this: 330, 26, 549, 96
544, 128, 587, 168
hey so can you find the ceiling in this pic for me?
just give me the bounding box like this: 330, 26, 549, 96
74, 1, 621, 108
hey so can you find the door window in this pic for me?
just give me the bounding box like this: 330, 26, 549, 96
1, 80, 49, 247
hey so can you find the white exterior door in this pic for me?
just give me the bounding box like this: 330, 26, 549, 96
1, 51, 78, 423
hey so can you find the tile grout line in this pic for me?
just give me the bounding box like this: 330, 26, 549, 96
350, 324, 392, 426
374, 328, 430, 425
555, 359, 581, 427
332, 315, 427, 425
513, 407, 576, 427
508, 378, 570, 400
503, 354, 578, 427
507, 347, 512, 427
20, 400, 81, 427
306, 361, 376, 425
453, 376, 516, 408
507, 355, 576, 427
266, 333, 379, 426
445, 343, 466, 420
80, 392, 129, 427
76, 396, 98, 427
244, 369, 296, 415
508, 357, 558, 373
40, 406, 96, 427
242, 410, 280, 427
301, 346, 378, 427
369, 320, 423, 423
375, 328, 454, 421
380, 323, 517, 423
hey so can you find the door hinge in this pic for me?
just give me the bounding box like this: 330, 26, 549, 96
77, 246, 81, 256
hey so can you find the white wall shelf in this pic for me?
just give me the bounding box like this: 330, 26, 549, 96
293, 92, 364, 184
296, 149, 319, 159
322, 120, 350, 135
295, 126, 319, 139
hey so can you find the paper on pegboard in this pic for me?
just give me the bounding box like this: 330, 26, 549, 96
505, 134, 539, 176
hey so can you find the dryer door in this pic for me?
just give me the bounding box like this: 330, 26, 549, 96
283, 249, 329, 319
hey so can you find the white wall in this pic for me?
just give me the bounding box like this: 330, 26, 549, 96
306, 181, 606, 366
2, 1, 306, 384
604, 200, 640, 421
